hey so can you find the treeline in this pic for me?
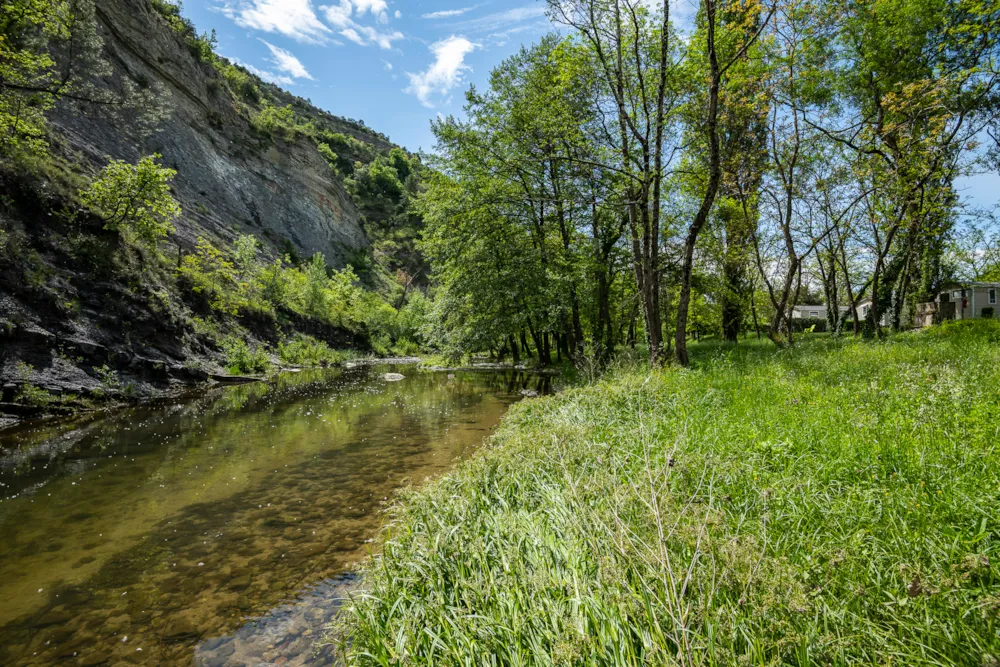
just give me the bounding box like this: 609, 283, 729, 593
422, 0, 1000, 366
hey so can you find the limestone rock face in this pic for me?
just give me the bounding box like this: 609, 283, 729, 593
50, 0, 378, 267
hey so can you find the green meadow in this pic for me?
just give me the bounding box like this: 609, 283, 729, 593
338, 322, 1000, 666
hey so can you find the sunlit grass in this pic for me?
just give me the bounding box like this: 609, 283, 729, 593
335, 320, 1000, 666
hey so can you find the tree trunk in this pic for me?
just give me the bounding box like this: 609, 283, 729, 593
676, 0, 722, 366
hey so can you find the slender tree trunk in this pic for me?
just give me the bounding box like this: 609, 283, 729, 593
676, 0, 722, 366
750, 289, 761, 339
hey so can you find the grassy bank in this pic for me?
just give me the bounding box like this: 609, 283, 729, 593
336, 322, 1000, 666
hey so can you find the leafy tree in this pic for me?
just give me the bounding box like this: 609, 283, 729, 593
304, 252, 330, 318
1, 0, 167, 158
80, 154, 181, 244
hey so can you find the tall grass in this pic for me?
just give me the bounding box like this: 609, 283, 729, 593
335, 321, 1000, 666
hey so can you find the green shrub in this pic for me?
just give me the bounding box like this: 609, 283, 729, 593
790, 316, 827, 333
317, 142, 354, 175
278, 335, 349, 366
221, 337, 270, 375
221, 64, 260, 102
370, 333, 392, 357
11, 362, 52, 406
252, 102, 298, 139
177, 238, 241, 314
80, 154, 180, 245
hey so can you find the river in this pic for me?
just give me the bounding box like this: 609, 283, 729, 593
0, 364, 550, 666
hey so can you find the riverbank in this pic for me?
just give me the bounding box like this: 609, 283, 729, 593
0, 353, 562, 434
0, 364, 550, 666
337, 321, 1000, 665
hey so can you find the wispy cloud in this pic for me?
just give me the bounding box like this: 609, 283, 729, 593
260, 40, 314, 79
422, 6, 475, 19
451, 6, 547, 33
405, 35, 478, 108
220, 0, 331, 44
321, 0, 403, 49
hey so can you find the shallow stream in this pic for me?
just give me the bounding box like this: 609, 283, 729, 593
0, 364, 549, 666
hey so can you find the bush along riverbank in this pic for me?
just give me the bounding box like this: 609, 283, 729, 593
334, 321, 1000, 666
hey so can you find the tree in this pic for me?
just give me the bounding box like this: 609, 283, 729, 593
80, 154, 180, 244
550, 0, 680, 365
0, 0, 166, 158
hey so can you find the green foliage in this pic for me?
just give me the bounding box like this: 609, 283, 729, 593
220, 336, 269, 375
351, 158, 404, 203
2, 0, 168, 160
10, 362, 51, 406
252, 101, 299, 139
174, 235, 426, 353
220, 64, 260, 102
341, 329, 1000, 665
277, 335, 351, 367
150, 0, 216, 63
178, 237, 240, 313
80, 154, 180, 245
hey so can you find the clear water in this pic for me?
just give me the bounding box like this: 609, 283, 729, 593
0, 364, 549, 666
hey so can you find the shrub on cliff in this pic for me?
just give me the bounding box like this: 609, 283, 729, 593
80, 154, 180, 245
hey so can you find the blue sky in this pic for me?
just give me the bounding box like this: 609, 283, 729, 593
179, 0, 995, 209
181, 0, 566, 152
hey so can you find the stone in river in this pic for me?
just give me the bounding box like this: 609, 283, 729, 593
384, 373, 405, 381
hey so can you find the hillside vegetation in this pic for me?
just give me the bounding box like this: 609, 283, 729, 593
0, 0, 428, 415
340, 321, 1000, 666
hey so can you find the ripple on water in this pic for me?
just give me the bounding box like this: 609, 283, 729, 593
0, 365, 551, 666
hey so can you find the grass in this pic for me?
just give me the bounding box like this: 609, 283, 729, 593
335, 320, 1000, 666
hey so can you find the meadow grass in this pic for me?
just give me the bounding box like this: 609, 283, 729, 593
336, 321, 1000, 666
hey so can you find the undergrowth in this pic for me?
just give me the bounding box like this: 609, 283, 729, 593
337, 321, 1000, 666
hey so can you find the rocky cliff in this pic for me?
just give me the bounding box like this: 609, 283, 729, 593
0, 0, 416, 426
53, 0, 383, 266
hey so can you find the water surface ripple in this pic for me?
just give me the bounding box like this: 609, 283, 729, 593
0, 365, 548, 666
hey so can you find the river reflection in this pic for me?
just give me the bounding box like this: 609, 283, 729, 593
0, 365, 550, 666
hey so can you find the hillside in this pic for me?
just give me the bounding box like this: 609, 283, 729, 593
0, 0, 427, 426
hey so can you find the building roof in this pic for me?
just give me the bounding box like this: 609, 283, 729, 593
939, 281, 1000, 290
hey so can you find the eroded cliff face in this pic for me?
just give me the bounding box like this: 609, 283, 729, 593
0, 0, 401, 422
51, 0, 374, 266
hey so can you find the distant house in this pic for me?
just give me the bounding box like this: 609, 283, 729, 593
790, 304, 849, 321
916, 282, 1000, 327
790, 301, 891, 327
856, 298, 892, 327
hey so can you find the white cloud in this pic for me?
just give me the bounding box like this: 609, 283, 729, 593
321, 0, 402, 49
394, 10, 401, 18
220, 0, 331, 44
260, 40, 314, 79
381, 59, 393, 71
405, 36, 478, 108
422, 7, 475, 19
452, 6, 546, 33
353, 0, 388, 16
340, 27, 366, 45
322, 0, 353, 27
